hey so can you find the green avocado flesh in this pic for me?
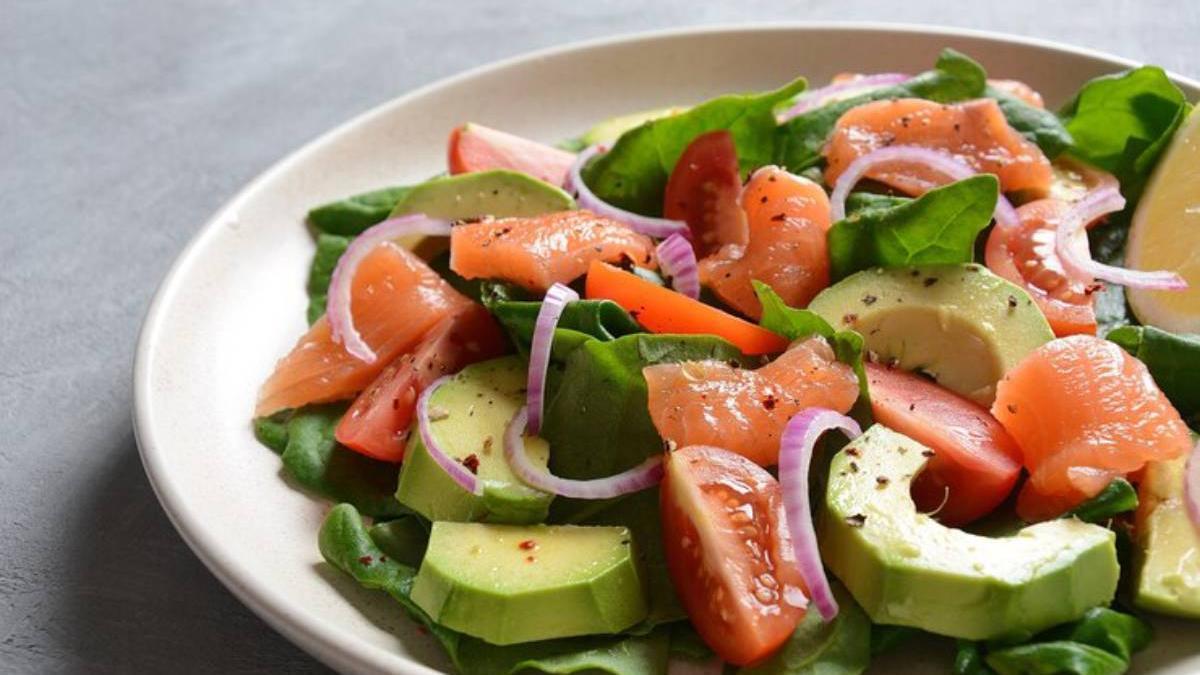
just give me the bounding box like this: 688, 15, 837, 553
389, 169, 574, 220
579, 106, 686, 146
395, 356, 552, 524
822, 425, 1119, 640
411, 522, 649, 645
1134, 455, 1200, 618
808, 264, 1054, 405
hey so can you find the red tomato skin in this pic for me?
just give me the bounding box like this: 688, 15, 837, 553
334, 304, 506, 462
663, 130, 749, 257
866, 362, 1022, 526
660, 445, 806, 666
447, 123, 576, 186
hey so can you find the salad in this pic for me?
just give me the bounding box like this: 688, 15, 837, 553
253, 48, 1200, 674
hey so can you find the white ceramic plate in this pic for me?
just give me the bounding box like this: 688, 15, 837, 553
134, 23, 1200, 674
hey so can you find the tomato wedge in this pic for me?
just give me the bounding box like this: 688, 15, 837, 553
334, 304, 507, 462
663, 130, 749, 257
866, 362, 1022, 526
447, 123, 576, 186
585, 260, 787, 355
661, 445, 807, 665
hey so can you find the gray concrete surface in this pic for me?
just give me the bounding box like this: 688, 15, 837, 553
2, 1, 1197, 672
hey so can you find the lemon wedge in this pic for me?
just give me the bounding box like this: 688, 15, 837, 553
1127, 108, 1200, 332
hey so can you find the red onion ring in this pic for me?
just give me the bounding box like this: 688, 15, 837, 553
505, 405, 664, 499
829, 145, 1019, 232
778, 407, 863, 622
416, 374, 480, 494
776, 73, 911, 123
1185, 439, 1200, 536
525, 282, 579, 434
327, 214, 453, 363
655, 233, 700, 299
1054, 186, 1188, 291
565, 144, 691, 239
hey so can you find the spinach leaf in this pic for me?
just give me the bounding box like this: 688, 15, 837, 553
984, 641, 1127, 675
543, 331, 756, 480
253, 410, 291, 453
844, 192, 910, 216
581, 78, 807, 216
1064, 479, 1138, 524
986, 85, 1073, 158
739, 582, 871, 675
306, 233, 351, 324
776, 49, 987, 171
753, 281, 868, 399
1040, 608, 1153, 663
487, 299, 643, 356
368, 515, 430, 568
1108, 325, 1200, 424
277, 406, 406, 518
320, 504, 672, 675
668, 622, 713, 660
308, 185, 413, 236
827, 175, 999, 281
955, 640, 993, 675
1090, 218, 1133, 334
1060, 66, 1189, 203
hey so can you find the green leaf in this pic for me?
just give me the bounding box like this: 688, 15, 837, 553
871, 625, 920, 656
487, 299, 644, 357
753, 281, 869, 400
668, 622, 713, 660
1060, 66, 1189, 203
1063, 479, 1138, 524
827, 175, 999, 280
739, 582, 871, 675
984, 641, 1128, 675
955, 640, 995, 675
308, 185, 413, 236
1040, 608, 1153, 662
306, 233, 351, 324
844, 192, 910, 216
320, 504, 672, 675
1107, 325, 1200, 425
776, 49, 987, 171
368, 515, 430, 568
986, 85, 1073, 158
253, 410, 291, 454
277, 406, 406, 519
581, 78, 808, 216
543, 331, 756, 481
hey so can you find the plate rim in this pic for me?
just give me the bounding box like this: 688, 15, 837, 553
132, 21, 1200, 675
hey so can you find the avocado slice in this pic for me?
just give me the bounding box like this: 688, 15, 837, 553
411, 522, 648, 645
579, 106, 687, 146
822, 425, 1119, 640
1134, 455, 1200, 618
395, 356, 553, 524
808, 264, 1054, 405
388, 169, 574, 220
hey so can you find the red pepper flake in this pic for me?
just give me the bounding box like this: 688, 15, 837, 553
518, 539, 537, 550
358, 555, 373, 566
762, 394, 778, 411
525, 555, 536, 563
1006, 403, 1018, 414
461, 454, 480, 474
842, 313, 858, 325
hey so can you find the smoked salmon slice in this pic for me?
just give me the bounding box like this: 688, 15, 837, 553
256, 243, 471, 417
644, 337, 859, 466
700, 166, 832, 319
991, 335, 1192, 521
823, 98, 1054, 197
449, 210, 655, 292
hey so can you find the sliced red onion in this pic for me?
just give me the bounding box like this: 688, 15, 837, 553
416, 375, 479, 494
327, 214, 453, 363
1055, 186, 1188, 291
505, 405, 664, 499
525, 283, 579, 434
1185, 438, 1200, 536
565, 144, 690, 239
778, 407, 863, 622
655, 233, 700, 299
776, 73, 911, 123
829, 144, 1019, 232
